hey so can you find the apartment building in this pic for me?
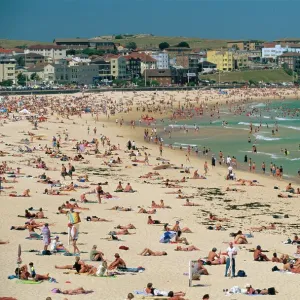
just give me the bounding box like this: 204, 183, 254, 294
90, 58, 112, 80
0, 57, 16, 83
227, 40, 264, 51
26, 45, 66, 60
111, 56, 127, 79
54, 38, 115, 51
150, 52, 169, 69
126, 57, 142, 79
278, 52, 300, 73
207, 50, 234, 71
124, 53, 156, 75
44, 62, 98, 84
144, 69, 172, 85
262, 44, 300, 59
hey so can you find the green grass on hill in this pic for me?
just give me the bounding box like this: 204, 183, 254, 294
201, 69, 293, 83
0, 36, 228, 50
0, 39, 49, 48
113, 36, 228, 49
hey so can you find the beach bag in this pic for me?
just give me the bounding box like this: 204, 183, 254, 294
237, 270, 246, 277
71, 166, 75, 172
42, 250, 51, 255
272, 266, 280, 272
229, 286, 241, 294
268, 287, 276, 295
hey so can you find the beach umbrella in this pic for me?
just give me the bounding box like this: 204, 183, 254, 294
19, 109, 31, 115
159, 231, 176, 243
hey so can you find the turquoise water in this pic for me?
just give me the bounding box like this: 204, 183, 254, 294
160, 99, 300, 181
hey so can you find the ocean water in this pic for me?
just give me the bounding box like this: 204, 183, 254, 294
159, 99, 300, 181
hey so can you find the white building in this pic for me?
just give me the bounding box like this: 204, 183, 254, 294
150, 52, 169, 69
25, 45, 67, 61
262, 44, 300, 59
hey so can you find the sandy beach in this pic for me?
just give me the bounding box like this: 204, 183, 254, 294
0, 89, 300, 300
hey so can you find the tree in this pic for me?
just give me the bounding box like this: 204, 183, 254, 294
159, 42, 170, 50
115, 35, 123, 40
126, 42, 137, 50
176, 41, 190, 48
30, 72, 41, 81
66, 49, 76, 56
15, 44, 28, 49
16, 56, 25, 67
0, 79, 13, 86
17, 73, 28, 86
231, 44, 239, 50
82, 48, 105, 56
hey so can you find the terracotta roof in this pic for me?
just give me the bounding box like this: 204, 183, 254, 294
28, 44, 65, 50
0, 48, 13, 54
27, 64, 47, 72
263, 42, 277, 48
10, 48, 25, 53
124, 53, 156, 62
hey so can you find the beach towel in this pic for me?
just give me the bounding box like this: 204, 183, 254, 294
16, 280, 42, 284
159, 231, 176, 243
117, 267, 145, 273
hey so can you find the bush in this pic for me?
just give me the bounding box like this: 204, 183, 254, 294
0, 79, 13, 86
159, 42, 170, 50
115, 35, 123, 40
176, 41, 190, 48
126, 42, 137, 50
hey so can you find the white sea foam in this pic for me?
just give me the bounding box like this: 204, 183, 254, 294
275, 117, 300, 121
238, 122, 267, 127
173, 142, 197, 147
284, 126, 300, 131
240, 150, 280, 159
254, 135, 281, 141
251, 103, 266, 108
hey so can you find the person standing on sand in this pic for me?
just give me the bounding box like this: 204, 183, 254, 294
41, 223, 50, 252
96, 183, 102, 204
225, 242, 237, 277
159, 143, 163, 157
204, 161, 208, 176
261, 162, 266, 174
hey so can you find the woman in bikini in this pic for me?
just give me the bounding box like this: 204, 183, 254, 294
174, 245, 199, 251
183, 199, 200, 206
138, 208, 156, 214
234, 230, 248, 244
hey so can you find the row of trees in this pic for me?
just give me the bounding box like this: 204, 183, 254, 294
159, 41, 190, 50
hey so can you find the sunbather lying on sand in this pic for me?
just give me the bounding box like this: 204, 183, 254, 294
174, 245, 199, 251
9, 189, 30, 197
57, 207, 68, 214
232, 179, 264, 186
0, 240, 9, 244
139, 248, 167, 256
207, 248, 226, 265
183, 199, 200, 206
139, 172, 160, 178
55, 257, 91, 273
147, 216, 162, 224
138, 208, 156, 214
115, 224, 136, 229
86, 216, 111, 222
109, 206, 132, 211
209, 213, 230, 222
165, 189, 183, 195
176, 194, 194, 199
53, 287, 93, 295
164, 181, 183, 188
44, 189, 68, 195
247, 223, 275, 232
278, 193, 299, 198
109, 229, 134, 235
226, 187, 246, 192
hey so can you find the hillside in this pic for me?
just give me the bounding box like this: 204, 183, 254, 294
111, 35, 228, 49
201, 69, 293, 83
0, 36, 228, 50
0, 39, 50, 49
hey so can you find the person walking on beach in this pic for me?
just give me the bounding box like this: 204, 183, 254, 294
261, 162, 266, 174
204, 161, 208, 176
185, 154, 190, 163
225, 242, 237, 277
159, 143, 163, 157
144, 152, 149, 165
